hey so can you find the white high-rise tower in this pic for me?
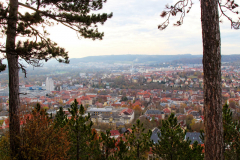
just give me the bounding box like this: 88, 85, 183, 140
46, 77, 54, 91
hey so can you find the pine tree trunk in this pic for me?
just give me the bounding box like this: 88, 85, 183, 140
77, 130, 79, 160
106, 147, 109, 159
201, 0, 224, 159
137, 144, 139, 159
6, 0, 20, 159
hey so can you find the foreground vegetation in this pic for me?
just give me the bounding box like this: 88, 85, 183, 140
0, 100, 239, 159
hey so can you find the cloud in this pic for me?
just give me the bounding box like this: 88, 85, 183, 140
2, 0, 239, 58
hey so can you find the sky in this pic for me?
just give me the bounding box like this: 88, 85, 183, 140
9, 0, 240, 58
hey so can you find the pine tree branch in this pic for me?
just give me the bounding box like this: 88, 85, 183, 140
17, 12, 69, 64
18, 2, 38, 12
18, 2, 79, 32
18, 62, 27, 77
57, 21, 79, 32
17, 12, 48, 43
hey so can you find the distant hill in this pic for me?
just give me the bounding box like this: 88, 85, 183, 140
2, 54, 240, 67
70, 54, 202, 64
172, 55, 240, 64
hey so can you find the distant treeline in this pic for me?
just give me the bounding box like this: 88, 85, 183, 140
2, 54, 240, 67
173, 55, 240, 64
71, 54, 202, 64
72, 54, 240, 64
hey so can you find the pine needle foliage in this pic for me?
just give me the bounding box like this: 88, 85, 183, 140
0, 134, 11, 160
1, 1, 112, 158
126, 119, 152, 159
67, 99, 97, 160
54, 106, 68, 128
0, 0, 113, 71
153, 113, 203, 160
100, 130, 117, 159
114, 137, 131, 160
223, 103, 240, 159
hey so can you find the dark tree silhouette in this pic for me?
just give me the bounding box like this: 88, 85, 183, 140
158, 0, 239, 159
153, 113, 203, 160
0, 0, 112, 158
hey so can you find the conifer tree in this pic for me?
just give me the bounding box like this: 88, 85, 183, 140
223, 103, 240, 159
100, 130, 117, 159
54, 106, 68, 128
114, 137, 131, 160
187, 141, 204, 160
126, 119, 152, 159
153, 113, 203, 160
0, 134, 10, 160
0, 1, 112, 158
158, 1, 239, 159
87, 129, 102, 160
67, 99, 96, 160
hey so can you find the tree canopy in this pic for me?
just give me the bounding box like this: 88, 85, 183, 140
0, 0, 112, 69
0, 0, 112, 158
153, 113, 203, 160
158, 0, 239, 159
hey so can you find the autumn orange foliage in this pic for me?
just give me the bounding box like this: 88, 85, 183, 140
19, 108, 70, 160
133, 105, 142, 112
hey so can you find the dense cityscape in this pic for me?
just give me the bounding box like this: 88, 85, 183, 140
1, 61, 240, 154
1, 0, 240, 159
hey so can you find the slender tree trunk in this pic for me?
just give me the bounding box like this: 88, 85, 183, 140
6, 0, 20, 159
171, 140, 173, 160
137, 144, 140, 159
106, 147, 109, 159
201, 0, 224, 159
77, 130, 79, 160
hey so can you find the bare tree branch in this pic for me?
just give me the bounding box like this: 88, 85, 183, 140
158, 0, 193, 30
18, 62, 27, 77
159, 0, 239, 30
218, 0, 240, 29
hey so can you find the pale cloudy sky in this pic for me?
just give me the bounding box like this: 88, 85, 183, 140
16, 0, 240, 58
